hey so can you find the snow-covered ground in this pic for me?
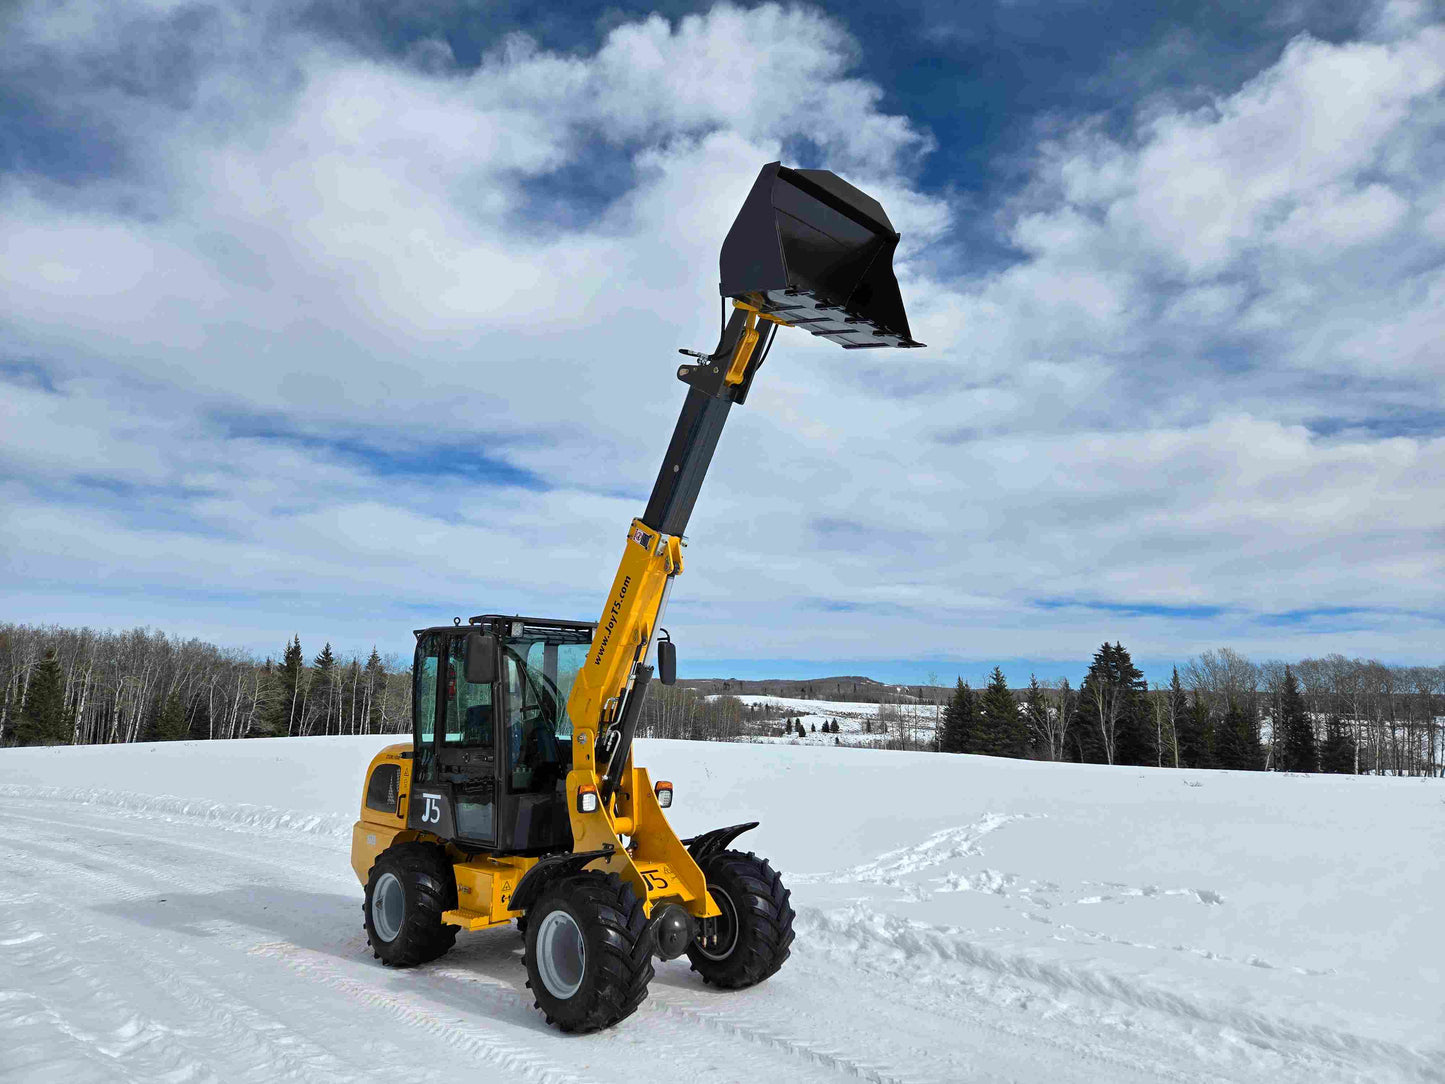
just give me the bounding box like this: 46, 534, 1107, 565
1, 736, 1441, 1083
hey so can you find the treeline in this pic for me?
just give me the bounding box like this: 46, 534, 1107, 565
636, 684, 747, 741
940, 644, 1444, 777
0, 620, 752, 749
5, 622, 1442, 777
0, 623, 412, 747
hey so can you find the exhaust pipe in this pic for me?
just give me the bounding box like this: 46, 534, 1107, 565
719, 162, 923, 350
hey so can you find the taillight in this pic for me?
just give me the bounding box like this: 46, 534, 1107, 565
576, 784, 599, 814
654, 781, 673, 808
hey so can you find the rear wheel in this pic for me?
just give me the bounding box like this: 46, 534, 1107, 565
686, 850, 794, 988
363, 842, 458, 967
523, 872, 654, 1032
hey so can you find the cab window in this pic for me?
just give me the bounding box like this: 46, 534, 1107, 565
413, 631, 441, 782
445, 637, 494, 746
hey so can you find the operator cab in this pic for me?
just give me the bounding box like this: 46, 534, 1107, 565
409, 615, 595, 854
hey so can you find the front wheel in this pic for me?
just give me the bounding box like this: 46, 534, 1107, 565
363, 842, 458, 967
687, 850, 794, 988
523, 872, 654, 1032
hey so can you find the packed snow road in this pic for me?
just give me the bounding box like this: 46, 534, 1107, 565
1, 736, 1441, 1084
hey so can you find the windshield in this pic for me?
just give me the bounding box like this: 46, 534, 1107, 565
502, 626, 592, 793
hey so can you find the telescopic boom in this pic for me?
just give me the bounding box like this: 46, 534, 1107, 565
562, 162, 923, 827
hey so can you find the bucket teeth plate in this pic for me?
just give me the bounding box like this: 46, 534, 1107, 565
757, 289, 924, 350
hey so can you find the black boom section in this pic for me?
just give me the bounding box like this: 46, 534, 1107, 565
641, 388, 732, 537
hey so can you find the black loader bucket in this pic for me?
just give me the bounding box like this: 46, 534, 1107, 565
719, 162, 923, 349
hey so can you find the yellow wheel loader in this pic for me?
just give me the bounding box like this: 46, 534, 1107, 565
349, 162, 923, 1032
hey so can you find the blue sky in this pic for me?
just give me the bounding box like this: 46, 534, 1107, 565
1, 0, 1442, 686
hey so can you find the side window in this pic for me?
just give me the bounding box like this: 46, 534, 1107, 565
365, 764, 400, 813
446, 636, 493, 746
413, 632, 441, 786
414, 633, 440, 743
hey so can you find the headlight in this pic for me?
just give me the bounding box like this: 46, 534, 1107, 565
576, 784, 599, 814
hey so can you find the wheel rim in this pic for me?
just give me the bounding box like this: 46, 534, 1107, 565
536, 909, 586, 999
372, 871, 404, 943
696, 884, 739, 961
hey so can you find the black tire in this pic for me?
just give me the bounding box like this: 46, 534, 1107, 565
363, 842, 459, 967
523, 871, 654, 1033
686, 850, 794, 989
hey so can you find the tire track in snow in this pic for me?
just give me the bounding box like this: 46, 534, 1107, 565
247, 942, 592, 1084
639, 987, 920, 1084
795, 903, 1441, 1083
0, 802, 877, 1084
0, 810, 595, 1084
0, 838, 401, 1083
0, 872, 350, 1084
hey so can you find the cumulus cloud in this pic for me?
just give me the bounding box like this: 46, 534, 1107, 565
1, 0, 1442, 671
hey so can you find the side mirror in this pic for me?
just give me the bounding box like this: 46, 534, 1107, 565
464, 631, 496, 685
656, 639, 677, 686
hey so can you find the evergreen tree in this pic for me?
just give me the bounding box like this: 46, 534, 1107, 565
795, 720, 806, 738
810, 722, 816, 733
939, 678, 977, 754
153, 691, 189, 742
1273, 666, 1317, 772
1177, 688, 1212, 768
313, 642, 336, 735
1166, 668, 1188, 768
1075, 643, 1150, 764
1024, 674, 1048, 755
16, 649, 67, 746
1319, 716, 1357, 774
267, 635, 305, 735
834, 736, 840, 746
980, 667, 1027, 757
1214, 696, 1264, 770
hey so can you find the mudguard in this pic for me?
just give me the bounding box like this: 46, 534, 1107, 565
509, 845, 615, 914
681, 821, 760, 864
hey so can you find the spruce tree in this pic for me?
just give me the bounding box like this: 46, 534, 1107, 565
980, 667, 1027, 757
313, 642, 336, 735
268, 635, 305, 736
1024, 674, 1048, 756
795, 720, 806, 739
154, 691, 189, 742
1273, 666, 1317, 772
17, 649, 67, 746
1166, 668, 1188, 768
1177, 688, 1212, 768
1075, 643, 1148, 764
939, 678, 977, 754
1214, 696, 1264, 770
1319, 716, 1357, 774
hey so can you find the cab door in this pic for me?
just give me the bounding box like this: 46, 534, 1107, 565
437, 632, 498, 846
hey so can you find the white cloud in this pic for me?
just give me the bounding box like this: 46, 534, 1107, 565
2, 1, 1443, 670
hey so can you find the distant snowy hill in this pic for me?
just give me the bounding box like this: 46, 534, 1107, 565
1, 737, 1440, 1083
